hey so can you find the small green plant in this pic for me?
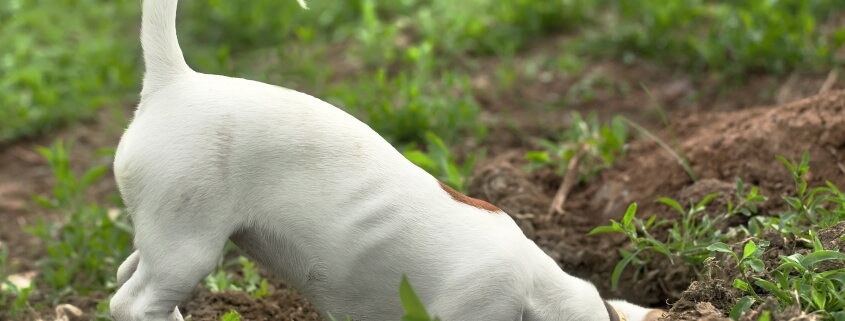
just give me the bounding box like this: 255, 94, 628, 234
746, 152, 845, 237
713, 232, 845, 320
93, 298, 114, 321
777, 152, 845, 230
220, 309, 241, 321
596, 151, 845, 318
590, 176, 767, 290
1, 247, 33, 318
400, 275, 441, 321
203, 256, 270, 299
707, 239, 769, 318
403, 132, 480, 193
25, 140, 133, 299
765, 243, 845, 319
525, 112, 627, 181
7, 282, 34, 318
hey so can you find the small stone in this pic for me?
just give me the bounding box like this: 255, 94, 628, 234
55, 303, 83, 321
1, 271, 37, 292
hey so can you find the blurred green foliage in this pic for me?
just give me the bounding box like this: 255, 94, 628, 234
2, 0, 844, 145
599, 0, 845, 75
0, 1, 139, 142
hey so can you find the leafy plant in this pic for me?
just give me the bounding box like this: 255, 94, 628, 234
766, 243, 845, 318
220, 309, 241, 321
7, 282, 33, 318
25, 141, 133, 299
1, 247, 34, 318
590, 176, 767, 290
203, 256, 270, 299
714, 232, 845, 320
746, 152, 845, 237
595, 151, 845, 318
777, 152, 845, 230
525, 112, 627, 182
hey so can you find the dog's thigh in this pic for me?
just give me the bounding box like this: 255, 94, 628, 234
110, 206, 231, 321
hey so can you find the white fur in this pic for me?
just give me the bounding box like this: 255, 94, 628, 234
109, 1, 665, 320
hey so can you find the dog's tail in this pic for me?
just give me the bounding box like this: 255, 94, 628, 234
139, 0, 309, 97
140, 0, 192, 97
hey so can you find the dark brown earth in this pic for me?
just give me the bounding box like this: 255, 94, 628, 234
2, 45, 845, 320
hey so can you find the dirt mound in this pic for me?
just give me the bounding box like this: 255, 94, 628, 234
467, 90, 845, 317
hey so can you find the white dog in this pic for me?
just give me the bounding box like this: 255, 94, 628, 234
109, 1, 666, 320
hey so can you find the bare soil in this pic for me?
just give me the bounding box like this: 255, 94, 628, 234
2, 47, 845, 319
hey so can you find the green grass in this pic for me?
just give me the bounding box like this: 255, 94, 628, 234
25, 141, 133, 300
592, 152, 845, 319
0, 0, 139, 143
203, 256, 270, 299
589, 0, 845, 76
7, 0, 844, 144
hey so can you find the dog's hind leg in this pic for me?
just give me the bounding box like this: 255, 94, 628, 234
109, 201, 231, 321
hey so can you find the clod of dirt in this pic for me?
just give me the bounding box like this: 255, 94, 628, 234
54, 304, 83, 321
817, 221, 845, 252
667, 301, 731, 321
666, 280, 738, 320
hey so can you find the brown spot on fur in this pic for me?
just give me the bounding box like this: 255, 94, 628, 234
438, 181, 500, 212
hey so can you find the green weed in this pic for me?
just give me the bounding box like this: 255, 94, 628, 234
24, 141, 133, 300
1, 247, 34, 318
713, 233, 845, 320
589, 175, 767, 290
7, 283, 34, 318
203, 256, 270, 299
525, 112, 628, 182
220, 309, 241, 321
594, 151, 845, 318
745, 152, 845, 237
0, 0, 139, 143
